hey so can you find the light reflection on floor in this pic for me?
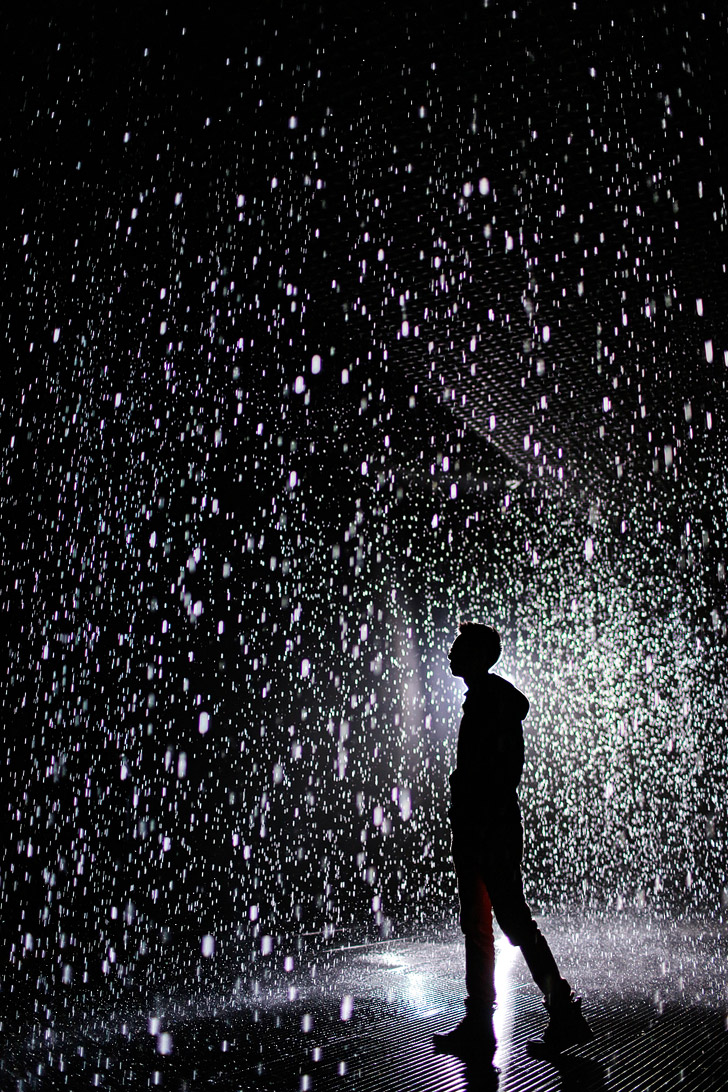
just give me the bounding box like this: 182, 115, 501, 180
492, 936, 522, 1071
1, 909, 727, 1090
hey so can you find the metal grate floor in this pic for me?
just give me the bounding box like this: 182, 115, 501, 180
2, 909, 727, 1090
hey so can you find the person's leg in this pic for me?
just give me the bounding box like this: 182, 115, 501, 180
479, 820, 563, 1000
481, 826, 592, 1050
457, 846, 496, 1011
433, 837, 496, 1057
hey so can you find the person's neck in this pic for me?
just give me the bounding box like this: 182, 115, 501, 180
464, 669, 490, 689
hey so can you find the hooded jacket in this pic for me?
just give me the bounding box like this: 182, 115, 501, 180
449, 672, 530, 834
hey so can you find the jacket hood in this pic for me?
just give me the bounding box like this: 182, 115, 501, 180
467, 672, 530, 720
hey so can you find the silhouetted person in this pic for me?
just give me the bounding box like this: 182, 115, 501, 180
433, 621, 593, 1058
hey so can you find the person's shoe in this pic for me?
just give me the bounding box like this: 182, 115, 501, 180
433, 1012, 495, 1059
528, 990, 593, 1055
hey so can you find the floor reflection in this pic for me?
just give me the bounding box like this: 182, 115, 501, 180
492, 936, 521, 1071
1, 908, 727, 1090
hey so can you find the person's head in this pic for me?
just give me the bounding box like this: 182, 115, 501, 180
448, 620, 502, 681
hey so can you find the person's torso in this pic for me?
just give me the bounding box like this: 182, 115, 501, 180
450, 673, 528, 830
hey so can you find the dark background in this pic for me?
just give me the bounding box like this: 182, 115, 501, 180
2, 0, 727, 998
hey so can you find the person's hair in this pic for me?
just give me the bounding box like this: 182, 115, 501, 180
458, 620, 502, 669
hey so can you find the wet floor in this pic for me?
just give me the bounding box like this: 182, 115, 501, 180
2, 908, 727, 1090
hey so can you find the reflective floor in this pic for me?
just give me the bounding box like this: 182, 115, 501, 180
2, 908, 727, 1090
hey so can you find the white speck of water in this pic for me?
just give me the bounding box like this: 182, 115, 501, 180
340, 995, 354, 1021
201, 935, 215, 957
156, 1033, 173, 1055
199, 711, 209, 734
